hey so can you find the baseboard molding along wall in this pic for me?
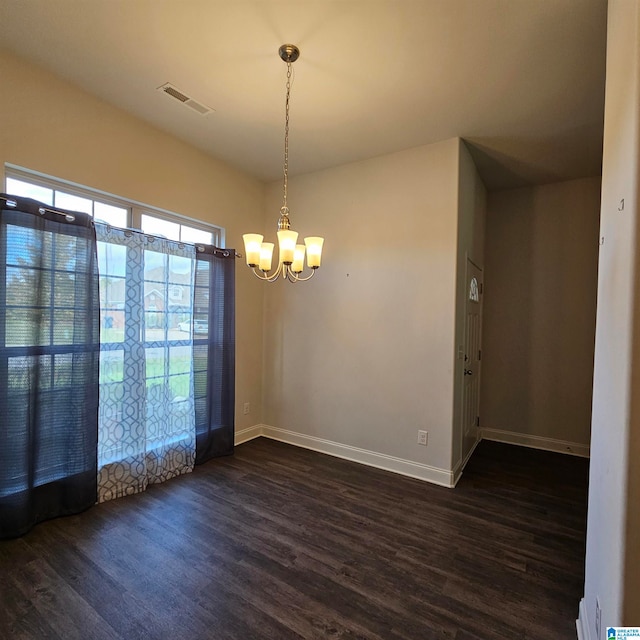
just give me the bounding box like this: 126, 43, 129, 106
235, 424, 455, 487
452, 436, 482, 487
235, 424, 589, 488
235, 424, 263, 445
480, 427, 590, 458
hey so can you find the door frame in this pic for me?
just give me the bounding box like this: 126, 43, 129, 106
459, 257, 484, 472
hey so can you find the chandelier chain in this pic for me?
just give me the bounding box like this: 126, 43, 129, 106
282, 61, 292, 213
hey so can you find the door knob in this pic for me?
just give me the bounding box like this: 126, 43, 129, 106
464, 369, 473, 376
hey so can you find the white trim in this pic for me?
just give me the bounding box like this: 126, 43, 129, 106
4, 163, 225, 246
576, 598, 592, 640
234, 425, 263, 445
480, 427, 590, 458
452, 435, 482, 486
235, 425, 457, 487
259, 425, 456, 487
235, 425, 588, 487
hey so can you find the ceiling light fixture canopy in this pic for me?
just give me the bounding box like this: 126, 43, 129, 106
243, 44, 324, 282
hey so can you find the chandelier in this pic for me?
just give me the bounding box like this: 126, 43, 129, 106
243, 44, 324, 282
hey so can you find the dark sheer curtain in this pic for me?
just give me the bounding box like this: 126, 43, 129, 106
0, 194, 100, 539
194, 246, 235, 464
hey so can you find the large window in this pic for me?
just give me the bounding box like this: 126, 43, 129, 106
4, 166, 222, 247
3, 167, 234, 505
1, 183, 235, 536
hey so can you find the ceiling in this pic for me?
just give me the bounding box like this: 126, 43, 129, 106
0, 0, 608, 190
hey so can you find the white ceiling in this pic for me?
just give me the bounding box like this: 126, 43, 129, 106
0, 0, 607, 190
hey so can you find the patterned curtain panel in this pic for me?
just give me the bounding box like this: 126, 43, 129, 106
95, 224, 197, 502
194, 247, 235, 464
0, 195, 100, 539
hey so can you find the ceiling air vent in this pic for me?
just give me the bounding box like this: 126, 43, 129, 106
157, 83, 214, 115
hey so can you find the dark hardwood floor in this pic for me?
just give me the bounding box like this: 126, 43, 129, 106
0, 438, 589, 640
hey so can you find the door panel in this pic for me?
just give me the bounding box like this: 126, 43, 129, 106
462, 260, 483, 464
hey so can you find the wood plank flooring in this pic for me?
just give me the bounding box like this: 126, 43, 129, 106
0, 438, 589, 640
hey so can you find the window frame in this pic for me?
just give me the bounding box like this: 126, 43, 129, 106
4, 164, 225, 247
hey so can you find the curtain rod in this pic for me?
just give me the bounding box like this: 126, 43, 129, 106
98, 222, 241, 259
1, 195, 242, 259
1, 194, 78, 222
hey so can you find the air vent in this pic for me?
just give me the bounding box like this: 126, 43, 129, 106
157, 83, 214, 115
163, 85, 189, 102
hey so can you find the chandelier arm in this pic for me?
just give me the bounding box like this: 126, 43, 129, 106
287, 267, 317, 282
251, 270, 280, 282
250, 268, 273, 281
251, 263, 283, 282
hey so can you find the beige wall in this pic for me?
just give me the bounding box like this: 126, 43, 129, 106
452, 140, 487, 469
262, 139, 461, 476
0, 48, 265, 430
480, 177, 600, 451
581, 0, 640, 632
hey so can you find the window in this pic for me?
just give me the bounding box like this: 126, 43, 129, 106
0, 197, 99, 514
2, 184, 235, 532
4, 166, 222, 247
97, 227, 197, 481
4, 166, 231, 502
469, 276, 480, 303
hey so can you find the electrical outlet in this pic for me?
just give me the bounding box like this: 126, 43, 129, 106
417, 430, 428, 446
595, 597, 601, 639
243, 402, 250, 415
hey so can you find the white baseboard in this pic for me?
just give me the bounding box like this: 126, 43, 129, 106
234, 424, 263, 445
257, 424, 456, 487
480, 427, 590, 458
452, 436, 482, 486
576, 597, 591, 640
235, 424, 587, 487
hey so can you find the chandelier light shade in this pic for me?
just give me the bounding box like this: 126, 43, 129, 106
243, 44, 324, 282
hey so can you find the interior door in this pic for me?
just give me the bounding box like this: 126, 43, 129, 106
461, 259, 483, 464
